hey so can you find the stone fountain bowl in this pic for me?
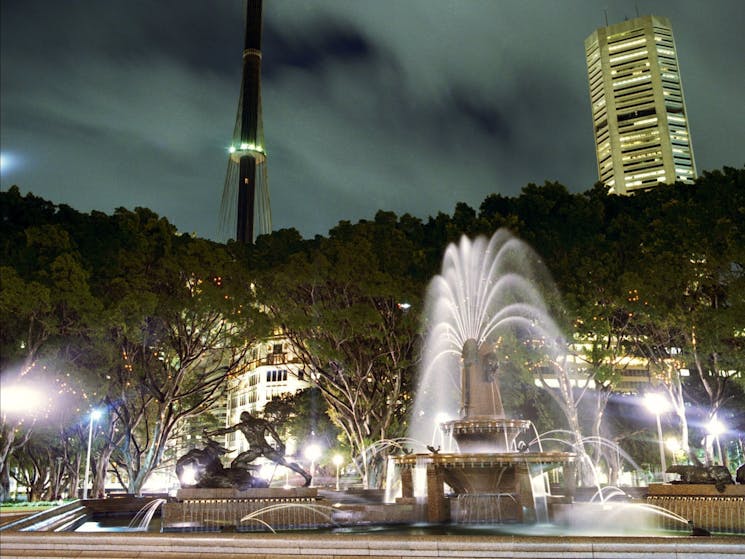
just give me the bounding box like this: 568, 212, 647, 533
439, 451, 575, 494
441, 417, 532, 453
396, 451, 575, 495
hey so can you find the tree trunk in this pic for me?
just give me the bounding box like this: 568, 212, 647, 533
93, 446, 115, 498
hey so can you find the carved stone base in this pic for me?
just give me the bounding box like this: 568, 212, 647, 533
163, 487, 324, 532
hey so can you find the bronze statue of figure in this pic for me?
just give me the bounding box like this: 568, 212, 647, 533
204, 411, 312, 486
175, 437, 267, 490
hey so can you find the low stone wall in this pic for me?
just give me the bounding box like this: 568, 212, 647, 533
645, 483, 745, 534
164, 487, 426, 532
1, 531, 744, 559
163, 487, 335, 532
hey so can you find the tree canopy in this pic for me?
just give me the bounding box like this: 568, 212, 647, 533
1, 166, 744, 496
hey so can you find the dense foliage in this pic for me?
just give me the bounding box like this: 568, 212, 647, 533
1, 166, 743, 497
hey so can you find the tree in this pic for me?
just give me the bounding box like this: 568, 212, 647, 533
620, 170, 745, 462
0, 219, 100, 500
257, 217, 423, 488
93, 231, 270, 493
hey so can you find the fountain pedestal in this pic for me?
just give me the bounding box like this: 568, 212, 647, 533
396, 451, 575, 524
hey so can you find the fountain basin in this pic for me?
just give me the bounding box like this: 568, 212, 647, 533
396, 451, 575, 493
394, 451, 575, 524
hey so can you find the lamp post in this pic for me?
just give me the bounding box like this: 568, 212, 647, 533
644, 393, 670, 481
666, 437, 681, 465
707, 417, 725, 465
82, 409, 102, 500
304, 444, 321, 487
333, 454, 344, 491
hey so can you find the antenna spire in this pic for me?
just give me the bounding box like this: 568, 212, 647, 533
220, 0, 272, 244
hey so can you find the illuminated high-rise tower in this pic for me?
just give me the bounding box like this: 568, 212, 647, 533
221, 0, 271, 243
585, 15, 696, 194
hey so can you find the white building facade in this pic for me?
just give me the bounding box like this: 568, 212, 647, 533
224, 335, 310, 456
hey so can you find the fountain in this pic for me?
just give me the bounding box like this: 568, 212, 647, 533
3, 231, 745, 558
394, 231, 575, 524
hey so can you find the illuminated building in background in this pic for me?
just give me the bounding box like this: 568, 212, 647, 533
585, 15, 696, 194
225, 336, 310, 456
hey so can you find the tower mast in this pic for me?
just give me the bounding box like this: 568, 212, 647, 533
221, 0, 271, 243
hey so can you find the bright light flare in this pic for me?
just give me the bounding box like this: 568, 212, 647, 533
304, 444, 322, 462
179, 464, 197, 486
665, 437, 681, 453
332, 454, 344, 467
643, 392, 670, 415
707, 418, 725, 436
0, 385, 43, 416
258, 463, 276, 480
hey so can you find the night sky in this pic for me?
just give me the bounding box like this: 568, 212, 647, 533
2, 1, 743, 240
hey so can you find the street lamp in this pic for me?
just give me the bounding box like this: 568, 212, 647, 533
0, 385, 42, 415
304, 444, 322, 487
707, 417, 725, 465
82, 409, 102, 500
333, 454, 344, 491
644, 392, 670, 481
666, 437, 682, 465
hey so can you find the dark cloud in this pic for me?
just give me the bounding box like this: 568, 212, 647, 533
1, 0, 743, 241
264, 20, 376, 78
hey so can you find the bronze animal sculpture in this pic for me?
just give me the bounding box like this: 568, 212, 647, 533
667, 464, 734, 493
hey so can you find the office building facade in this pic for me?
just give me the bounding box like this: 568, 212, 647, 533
585, 15, 696, 194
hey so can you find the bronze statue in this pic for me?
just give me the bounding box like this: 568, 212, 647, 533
204, 411, 312, 486
175, 438, 267, 490
736, 463, 745, 485
667, 464, 734, 493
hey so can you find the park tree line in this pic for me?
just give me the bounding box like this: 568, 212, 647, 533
1, 166, 743, 498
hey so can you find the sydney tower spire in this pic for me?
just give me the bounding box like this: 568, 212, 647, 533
221, 0, 271, 244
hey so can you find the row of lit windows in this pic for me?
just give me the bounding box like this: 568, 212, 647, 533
626, 168, 666, 181
613, 73, 650, 89
610, 61, 650, 79
609, 48, 648, 65
608, 36, 646, 52
619, 127, 660, 141
622, 149, 662, 162
607, 28, 645, 43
